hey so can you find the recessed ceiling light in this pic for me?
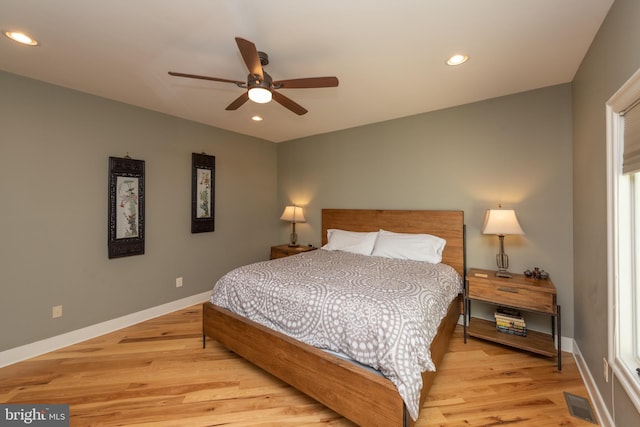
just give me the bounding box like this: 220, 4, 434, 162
251, 115, 264, 122
3, 31, 39, 46
446, 54, 468, 66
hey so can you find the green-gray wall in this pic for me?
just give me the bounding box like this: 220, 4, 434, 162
277, 84, 574, 335
573, 0, 640, 424
0, 70, 278, 351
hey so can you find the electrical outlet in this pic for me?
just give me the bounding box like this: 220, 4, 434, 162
603, 357, 609, 382
52, 305, 63, 318
176, 277, 183, 288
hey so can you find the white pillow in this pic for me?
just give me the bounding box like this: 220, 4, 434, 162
322, 229, 378, 255
371, 229, 446, 263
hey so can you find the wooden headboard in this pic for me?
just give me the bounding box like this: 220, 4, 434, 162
321, 209, 465, 276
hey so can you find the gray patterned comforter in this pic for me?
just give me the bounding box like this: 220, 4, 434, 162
210, 249, 463, 420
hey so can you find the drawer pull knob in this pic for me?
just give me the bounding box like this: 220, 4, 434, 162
497, 287, 519, 293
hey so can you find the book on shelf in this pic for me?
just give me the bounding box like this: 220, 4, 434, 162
496, 319, 526, 329
496, 325, 527, 336
494, 306, 527, 336
495, 307, 522, 320
495, 315, 526, 326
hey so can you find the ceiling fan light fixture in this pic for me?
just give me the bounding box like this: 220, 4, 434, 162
248, 87, 272, 104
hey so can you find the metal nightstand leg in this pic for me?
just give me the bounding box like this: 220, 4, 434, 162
463, 298, 469, 344
557, 304, 562, 371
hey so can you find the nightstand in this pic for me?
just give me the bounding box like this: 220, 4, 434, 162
270, 244, 316, 260
464, 268, 562, 370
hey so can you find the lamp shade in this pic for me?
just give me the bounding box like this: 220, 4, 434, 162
280, 206, 306, 223
482, 209, 524, 236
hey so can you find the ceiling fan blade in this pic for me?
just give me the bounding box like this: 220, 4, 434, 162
168, 71, 244, 86
272, 91, 308, 115
225, 92, 249, 111
235, 37, 263, 79
273, 76, 339, 89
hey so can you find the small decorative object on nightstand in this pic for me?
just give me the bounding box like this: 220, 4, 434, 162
280, 205, 306, 246
270, 244, 316, 260
482, 207, 524, 278
524, 267, 550, 280
464, 267, 562, 370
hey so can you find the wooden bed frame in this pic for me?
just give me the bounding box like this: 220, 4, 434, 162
202, 209, 465, 426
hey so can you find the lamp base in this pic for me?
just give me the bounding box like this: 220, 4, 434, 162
288, 229, 298, 247
495, 269, 512, 278
495, 239, 511, 278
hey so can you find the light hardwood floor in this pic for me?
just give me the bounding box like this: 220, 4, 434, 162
0, 305, 598, 426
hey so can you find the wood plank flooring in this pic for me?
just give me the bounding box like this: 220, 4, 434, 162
0, 305, 598, 426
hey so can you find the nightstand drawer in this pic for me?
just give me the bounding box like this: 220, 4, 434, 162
468, 280, 555, 314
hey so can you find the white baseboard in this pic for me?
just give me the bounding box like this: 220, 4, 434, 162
561, 335, 572, 354
572, 340, 615, 427
0, 292, 211, 368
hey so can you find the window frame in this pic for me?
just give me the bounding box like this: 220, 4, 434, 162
607, 67, 640, 413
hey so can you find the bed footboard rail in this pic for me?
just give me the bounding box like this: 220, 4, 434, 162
203, 302, 405, 427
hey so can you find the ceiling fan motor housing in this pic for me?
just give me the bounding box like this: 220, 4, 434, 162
248, 71, 273, 90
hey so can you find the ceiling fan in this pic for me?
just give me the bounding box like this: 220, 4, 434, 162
168, 37, 339, 115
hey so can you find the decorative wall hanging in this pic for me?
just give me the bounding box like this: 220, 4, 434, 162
108, 156, 145, 258
191, 153, 215, 233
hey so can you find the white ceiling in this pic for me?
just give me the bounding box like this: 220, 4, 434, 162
0, 0, 614, 143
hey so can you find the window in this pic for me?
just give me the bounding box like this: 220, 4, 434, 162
607, 67, 640, 412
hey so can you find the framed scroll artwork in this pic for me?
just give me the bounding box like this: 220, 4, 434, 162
191, 153, 215, 233
108, 156, 145, 258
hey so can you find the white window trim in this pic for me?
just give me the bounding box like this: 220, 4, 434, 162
607, 66, 640, 413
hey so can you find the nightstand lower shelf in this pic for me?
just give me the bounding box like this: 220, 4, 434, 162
467, 318, 557, 357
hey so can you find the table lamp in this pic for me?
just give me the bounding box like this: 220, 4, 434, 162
482, 208, 524, 278
280, 205, 306, 247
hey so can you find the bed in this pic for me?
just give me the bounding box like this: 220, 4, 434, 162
202, 209, 465, 426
